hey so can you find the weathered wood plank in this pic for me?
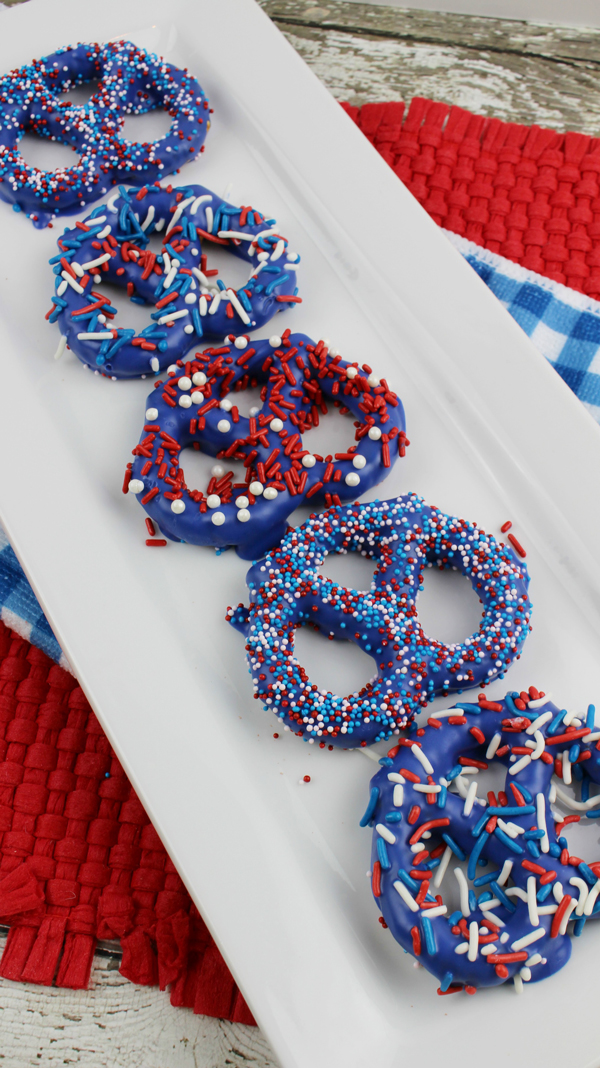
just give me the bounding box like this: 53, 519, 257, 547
0, 933, 279, 1068
260, 0, 600, 132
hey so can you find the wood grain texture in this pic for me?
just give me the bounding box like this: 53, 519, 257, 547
0, 1, 595, 1065
260, 0, 600, 133
0, 933, 278, 1068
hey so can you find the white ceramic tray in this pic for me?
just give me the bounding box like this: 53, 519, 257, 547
2, 2, 600, 1065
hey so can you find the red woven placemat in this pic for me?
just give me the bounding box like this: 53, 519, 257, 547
341, 98, 600, 299
0, 620, 255, 1024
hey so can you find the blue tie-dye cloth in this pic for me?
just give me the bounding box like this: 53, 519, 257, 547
2, 232, 600, 668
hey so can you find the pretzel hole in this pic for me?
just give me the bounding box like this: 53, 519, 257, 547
199, 242, 258, 290
301, 400, 356, 456
88, 280, 151, 334
416, 566, 482, 645
318, 551, 377, 593
293, 625, 375, 698
59, 80, 100, 107
178, 451, 247, 496
120, 109, 174, 144
17, 132, 80, 172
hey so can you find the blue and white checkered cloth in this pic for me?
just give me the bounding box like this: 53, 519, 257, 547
447, 231, 600, 423
0, 526, 71, 671
2, 234, 600, 669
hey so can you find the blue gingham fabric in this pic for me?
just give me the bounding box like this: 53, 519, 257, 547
0, 525, 71, 671
2, 235, 600, 669
447, 231, 600, 424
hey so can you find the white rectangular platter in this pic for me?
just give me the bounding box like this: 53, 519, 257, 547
2, 2, 600, 1066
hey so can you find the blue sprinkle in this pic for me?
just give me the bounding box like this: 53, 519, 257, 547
524, 829, 545, 840
377, 837, 391, 871
448, 910, 462, 926
548, 709, 568, 736
491, 880, 516, 913
468, 889, 477, 912
192, 308, 203, 336
569, 744, 581, 763
437, 785, 447, 809
12, 203, 21, 213
525, 841, 541, 858
558, 836, 568, 849
398, 869, 420, 893
446, 765, 462, 783
467, 831, 489, 880
439, 971, 453, 992
578, 862, 598, 886
359, 786, 379, 827
549, 843, 562, 858
494, 827, 524, 854
582, 777, 591, 803
478, 890, 493, 904
265, 272, 289, 296
453, 703, 482, 714
487, 806, 535, 817
378, 757, 394, 767
504, 694, 520, 717
420, 916, 437, 956
385, 811, 403, 823
442, 833, 466, 861
574, 916, 586, 937
473, 868, 501, 887
537, 882, 553, 903
586, 704, 596, 730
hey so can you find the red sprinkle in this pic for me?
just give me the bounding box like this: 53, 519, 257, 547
508, 533, 526, 558
501, 520, 513, 533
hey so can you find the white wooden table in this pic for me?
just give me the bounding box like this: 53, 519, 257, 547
0, 2, 597, 1064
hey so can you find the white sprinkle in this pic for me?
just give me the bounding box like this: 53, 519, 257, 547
107, 194, 119, 213
583, 878, 600, 916
479, 898, 501, 912
513, 974, 524, 994
128, 479, 144, 495
497, 819, 523, 839
226, 288, 251, 325
264, 487, 278, 500
206, 495, 221, 509
553, 784, 600, 812
528, 694, 552, 709
497, 860, 513, 887
520, 967, 532, 981
433, 846, 452, 889
454, 868, 470, 917
376, 823, 396, 845
171, 499, 185, 514
368, 425, 382, 440
217, 419, 231, 433
208, 293, 222, 315
562, 749, 572, 785
249, 481, 263, 496
158, 309, 189, 326
486, 732, 502, 759
61, 271, 84, 293
81, 253, 111, 270
455, 942, 469, 955
410, 843, 425, 854
155, 218, 165, 232
71, 261, 84, 277
536, 792, 549, 853
569, 877, 589, 916
345, 472, 361, 488
166, 196, 195, 235
527, 876, 539, 926
481, 944, 498, 956
393, 880, 420, 912
413, 783, 441, 794
141, 204, 155, 231
56, 279, 68, 296
270, 418, 284, 432
537, 905, 558, 915
526, 710, 553, 734
422, 904, 447, 919
237, 509, 251, 523
463, 780, 478, 817
178, 395, 192, 408
192, 371, 207, 386
505, 887, 527, 902
553, 881, 564, 904
530, 730, 546, 760
53, 335, 67, 361
526, 953, 543, 967
205, 206, 214, 233
150, 357, 159, 373
387, 773, 405, 784
482, 910, 505, 927
190, 193, 213, 215
509, 753, 532, 776
270, 239, 286, 261
211, 511, 225, 526
302, 454, 316, 468
468, 920, 479, 962
393, 784, 404, 807
346, 366, 358, 379
410, 745, 434, 774
77, 331, 114, 340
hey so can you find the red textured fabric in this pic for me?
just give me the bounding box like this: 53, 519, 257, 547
341, 98, 600, 298
0, 620, 255, 1025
